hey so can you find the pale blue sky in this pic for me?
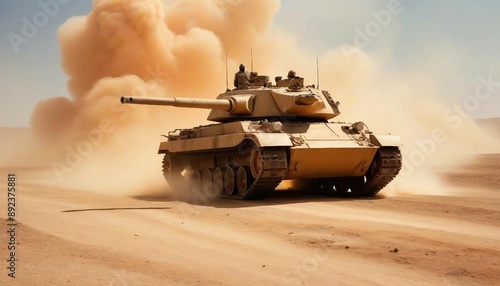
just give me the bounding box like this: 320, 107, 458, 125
1, 0, 500, 126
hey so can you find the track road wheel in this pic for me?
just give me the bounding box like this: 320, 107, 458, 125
224, 167, 235, 196
212, 168, 223, 198
237, 167, 249, 196
250, 147, 263, 178
212, 167, 224, 197
201, 169, 215, 199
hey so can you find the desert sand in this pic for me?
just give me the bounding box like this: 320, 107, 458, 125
0, 151, 499, 286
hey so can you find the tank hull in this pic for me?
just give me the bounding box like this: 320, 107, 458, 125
159, 120, 402, 199
287, 146, 377, 179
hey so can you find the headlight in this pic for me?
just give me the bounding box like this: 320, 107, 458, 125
271, 121, 283, 132
351, 121, 364, 132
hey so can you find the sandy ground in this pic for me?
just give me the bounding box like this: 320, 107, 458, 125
0, 154, 499, 286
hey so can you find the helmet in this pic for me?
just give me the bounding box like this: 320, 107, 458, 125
239, 64, 245, 72
287, 70, 296, 78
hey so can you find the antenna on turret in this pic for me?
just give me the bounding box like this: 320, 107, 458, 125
250, 48, 253, 73
316, 52, 320, 89
225, 53, 229, 91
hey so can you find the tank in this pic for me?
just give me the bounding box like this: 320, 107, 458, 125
120, 70, 402, 200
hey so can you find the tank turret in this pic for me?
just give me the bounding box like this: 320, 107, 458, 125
121, 73, 341, 122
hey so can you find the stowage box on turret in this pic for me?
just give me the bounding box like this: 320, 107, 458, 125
120, 69, 402, 199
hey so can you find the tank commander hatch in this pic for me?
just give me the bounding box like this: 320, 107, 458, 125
234, 63, 250, 88
275, 69, 304, 88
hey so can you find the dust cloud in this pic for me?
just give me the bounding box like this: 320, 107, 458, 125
318, 47, 500, 196
27, 0, 281, 196
26, 0, 498, 197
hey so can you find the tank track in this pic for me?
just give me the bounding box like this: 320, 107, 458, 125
319, 147, 402, 197
165, 144, 288, 200
224, 147, 288, 200
359, 147, 402, 196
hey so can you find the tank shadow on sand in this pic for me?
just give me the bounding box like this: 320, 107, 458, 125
61, 207, 172, 213
133, 190, 385, 209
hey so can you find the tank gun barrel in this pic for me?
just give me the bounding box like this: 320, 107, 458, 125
120, 95, 254, 115
121, 96, 230, 109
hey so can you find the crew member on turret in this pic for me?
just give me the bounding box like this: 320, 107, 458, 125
234, 63, 250, 88
287, 70, 297, 79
